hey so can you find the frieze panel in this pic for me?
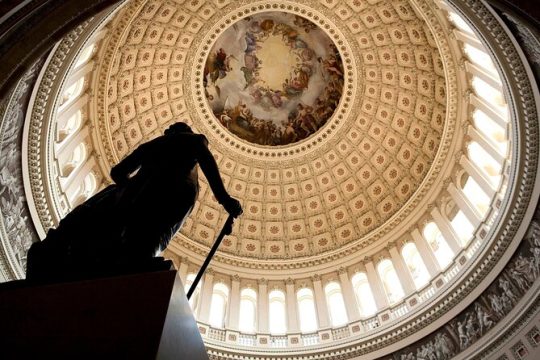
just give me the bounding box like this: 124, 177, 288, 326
0, 58, 45, 279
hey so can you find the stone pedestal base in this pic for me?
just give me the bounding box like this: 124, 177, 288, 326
0, 267, 208, 360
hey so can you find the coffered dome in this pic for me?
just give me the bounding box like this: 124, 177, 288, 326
91, 0, 454, 270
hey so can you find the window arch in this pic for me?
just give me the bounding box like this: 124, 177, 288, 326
239, 288, 257, 333
471, 77, 507, 115
57, 110, 82, 143
351, 273, 377, 317
463, 44, 497, 75
184, 273, 200, 313
445, 9, 502, 77
401, 243, 430, 289
423, 222, 454, 268
74, 44, 95, 68
71, 172, 97, 207
208, 283, 229, 328
450, 210, 476, 246
472, 109, 508, 153
447, 11, 474, 34
297, 288, 317, 333
61, 142, 87, 178
467, 142, 502, 182
61, 76, 85, 107
268, 289, 286, 334
377, 259, 405, 304
325, 282, 348, 327
461, 176, 491, 218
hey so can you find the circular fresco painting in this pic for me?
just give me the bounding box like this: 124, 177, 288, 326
204, 12, 344, 146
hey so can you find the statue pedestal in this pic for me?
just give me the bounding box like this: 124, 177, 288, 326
0, 267, 208, 359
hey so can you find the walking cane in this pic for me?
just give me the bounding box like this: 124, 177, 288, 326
187, 214, 235, 300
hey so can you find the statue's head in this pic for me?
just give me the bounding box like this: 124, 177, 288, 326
165, 122, 193, 135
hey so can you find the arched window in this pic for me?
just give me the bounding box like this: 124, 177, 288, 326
467, 142, 502, 182
471, 77, 507, 115
325, 282, 348, 327
423, 222, 454, 268
447, 11, 474, 34
297, 288, 317, 333
401, 243, 430, 289
71, 172, 97, 207
61, 142, 87, 178
57, 110, 82, 143
83, 172, 97, 194
377, 259, 405, 304
268, 289, 286, 334
209, 283, 229, 328
239, 288, 257, 333
450, 210, 475, 245
74, 44, 95, 68
61, 77, 85, 107
351, 273, 377, 317
472, 109, 508, 153
463, 44, 497, 75
184, 273, 200, 313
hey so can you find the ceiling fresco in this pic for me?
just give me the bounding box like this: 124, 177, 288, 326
204, 12, 344, 146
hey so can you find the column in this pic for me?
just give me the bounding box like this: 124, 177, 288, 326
470, 94, 507, 128
363, 257, 389, 310
65, 61, 94, 88
57, 126, 90, 166
453, 29, 483, 51
91, 28, 108, 42
388, 245, 417, 294
227, 275, 241, 330
430, 207, 462, 254
338, 268, 361, 322
197, 269, 214, 323
465, 61, 501, 89
411, 229, 440, 277
285, 278, 299, 332
257, 279, 269, 333
459, 156, 497, 197
467, 125, 505, 165
64, 159, 96, 202
311, 275, 330, 328
177, 256, 189, 284
448, 183, 483, 227
56, 94, 89, 132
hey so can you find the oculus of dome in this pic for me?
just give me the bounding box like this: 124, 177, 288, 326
204, 12, 344, 146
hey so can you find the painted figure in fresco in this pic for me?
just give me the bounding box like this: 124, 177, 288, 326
282, 120, 298, 144
205, 48, 234, 85
205, 14, 345, 146
26, 122, 242, 280
295, 104, 317, 136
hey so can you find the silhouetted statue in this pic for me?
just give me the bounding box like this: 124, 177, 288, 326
26, 123, 242, 280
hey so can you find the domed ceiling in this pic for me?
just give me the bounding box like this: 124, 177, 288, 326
93, 0, 452, 267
